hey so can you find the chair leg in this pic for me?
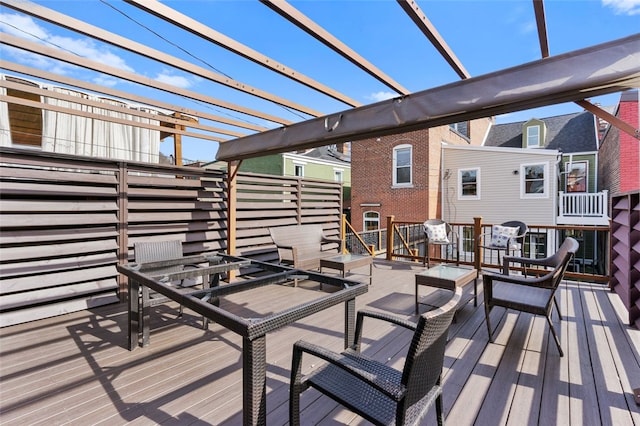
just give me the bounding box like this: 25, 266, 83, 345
546, 315, 564, 357
436, 393, 444, 426
553, 296, 562, 320
484, 304, 494, 343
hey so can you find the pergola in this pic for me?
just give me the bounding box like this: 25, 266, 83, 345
1, 0, 639, 165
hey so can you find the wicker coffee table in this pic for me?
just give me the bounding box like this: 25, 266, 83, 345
415, 264, 477, 315
320, 254, 373, 285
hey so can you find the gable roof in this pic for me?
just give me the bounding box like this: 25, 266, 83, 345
483, 111, 598, 153
301, 145, 351, 165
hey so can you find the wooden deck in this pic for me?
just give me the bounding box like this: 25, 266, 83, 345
1, 259, 639, 425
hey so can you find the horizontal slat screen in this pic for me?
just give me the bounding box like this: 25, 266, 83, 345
0, 149, 342, 326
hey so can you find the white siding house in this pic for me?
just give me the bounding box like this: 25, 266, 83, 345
441, 144, 559, 226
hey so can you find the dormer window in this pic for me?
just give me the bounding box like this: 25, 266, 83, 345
526, 125, 541, 148
523, 119, 545, 148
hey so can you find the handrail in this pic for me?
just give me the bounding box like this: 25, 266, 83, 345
344, 217, 375, 256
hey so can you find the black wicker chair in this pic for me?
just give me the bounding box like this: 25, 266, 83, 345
477, 220, 528, 266
482, 237, 579, 356
423, 219, 459, 268
134, 240, 208, 329
289, 286, 462, 426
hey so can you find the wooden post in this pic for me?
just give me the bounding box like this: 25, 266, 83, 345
227, 161, 239, 279
474, 217, 483, 271
117, 161, 129, 301
340, 213, 346, 254
386, 215, 395, 261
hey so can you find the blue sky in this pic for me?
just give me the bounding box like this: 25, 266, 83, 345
1, 0, 639, 162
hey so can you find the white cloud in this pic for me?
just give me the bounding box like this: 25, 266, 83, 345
366, 91, 396, 102
154, 73, 192, 89
93, 74, 120, 87
602, 0, 640, 15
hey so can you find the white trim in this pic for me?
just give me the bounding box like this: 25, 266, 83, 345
392, 144, 413, 187
520, 161, 549, 198
458, 167, 480, 200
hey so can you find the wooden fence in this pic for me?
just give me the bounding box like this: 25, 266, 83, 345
0, 148, 342, 326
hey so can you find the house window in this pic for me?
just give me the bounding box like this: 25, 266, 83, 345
566, 161, 587, 192
449, 121, 469, 137
294, 163, 304, 177
526, 125, 541, 148
521, 163, 547, 198
523, 232, 547, 259
393, 144, 412, 186
334, 169, 344, 182
458, 168, 480, 199
363, 211, 380, 231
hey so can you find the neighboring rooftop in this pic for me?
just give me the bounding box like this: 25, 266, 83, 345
484, 111, 599, 153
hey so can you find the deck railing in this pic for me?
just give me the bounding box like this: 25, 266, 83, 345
557, 190, 609, 225
345, 216, 610, 284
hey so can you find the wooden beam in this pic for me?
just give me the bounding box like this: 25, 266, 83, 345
0, 60, 267, 133
396, 0, 470, 79
261, 0, 409, 95
533, 0, 550, 58
1, 33, 293, 126
1, 0, 323, 119
576, 99, 640, 140
125, 0, 361, 107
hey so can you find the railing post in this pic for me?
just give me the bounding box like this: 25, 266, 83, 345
386, 215, 395, 261
474, 217, 483, 272
341, 213, 346, 254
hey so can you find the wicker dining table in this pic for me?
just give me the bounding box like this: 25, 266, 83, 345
117, 253, 369, 426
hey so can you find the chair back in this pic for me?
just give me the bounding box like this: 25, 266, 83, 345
545, 237, 579, 288
423, 219, 452, 241
400, 286, 462, 409
134, 240, 184, 274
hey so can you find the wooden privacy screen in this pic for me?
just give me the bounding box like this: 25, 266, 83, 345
0, 148, 342, 326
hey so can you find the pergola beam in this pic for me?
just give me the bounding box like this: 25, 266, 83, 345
125, 0, 361, 107
396, 0, 470, 79
0, 60, 267, 133
216, 34, 640, 161
533, 0, 550, 58
1, 0, 323, 118
0, 33, 293, 126
261, 0, 409, 95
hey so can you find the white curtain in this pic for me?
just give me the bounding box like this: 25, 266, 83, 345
42, 89, 160, 162
0, 75, 12, 147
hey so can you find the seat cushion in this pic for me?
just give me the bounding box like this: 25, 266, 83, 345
425, 223, 449, 243
490, 225, 520, 249
492, 281, 554, 313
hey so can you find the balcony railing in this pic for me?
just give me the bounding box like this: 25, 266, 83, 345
557, 190, 609, 225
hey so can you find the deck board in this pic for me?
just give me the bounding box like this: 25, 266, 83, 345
1, 258, 639, 425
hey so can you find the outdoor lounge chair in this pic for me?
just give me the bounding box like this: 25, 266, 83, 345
482, 237, 579, 356
289, 286, 462, 426
477, 220, 528, 266
423, 219, 459, 268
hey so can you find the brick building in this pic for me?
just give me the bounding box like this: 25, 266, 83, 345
599, 89, 640, 195
350, 118, 492, 232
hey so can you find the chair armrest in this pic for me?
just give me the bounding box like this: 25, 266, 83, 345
357, 309, 417, 332
292, 340, 406, 401
482, 269, 555, 288
502, 255, 556, 274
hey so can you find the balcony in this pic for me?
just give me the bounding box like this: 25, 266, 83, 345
557, 191, 610, 226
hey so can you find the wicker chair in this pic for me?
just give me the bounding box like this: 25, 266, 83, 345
482, 237, 579, 356
423, 219, 459, 268
289, 286, 462, 426
134, 240, 207, 329
476, 220, 528, 266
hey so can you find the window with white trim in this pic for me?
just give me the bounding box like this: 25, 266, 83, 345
363, 211, 380, 231
294, 163, 304, 177
458, 168, 480, 199
566, 161, 587, 192
392, 144, 412, 186
526, 125, 541, 148
334, 169, 344, 182
521, 163, 548, 198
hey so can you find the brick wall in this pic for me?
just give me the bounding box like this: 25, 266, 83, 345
350, 118, 492, 231
599, 90, 639, 196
